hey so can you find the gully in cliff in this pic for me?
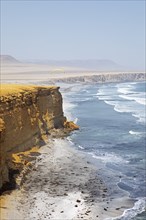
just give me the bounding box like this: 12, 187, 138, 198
0, 84, 79, 193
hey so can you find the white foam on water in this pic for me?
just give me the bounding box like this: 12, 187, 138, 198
117, 83, 136, 95
78, 145, 85, 150
66, 136, 74, 146
74, 118, 78, 124
96, 89, 105, 96
96, 87, 118, 97
113, 102, 137, 114
132, 113, 145, 125
95, 82, 145, 125
104, 100, 117, 106
63, 99, 77, 111
88, 151, 127, 164
114, 105, 125, 113
104, 100, 135, 115
129, 130, 145, 136
120, 94, 146, 106
62, 96, 77, 121
61, 83, 92, 120
105, 197, 146, 220
103, 99, 145, 125
117, 87, 133, 95
135, 98, 146, 105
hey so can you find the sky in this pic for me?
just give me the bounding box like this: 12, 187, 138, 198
1, 0, 145, 70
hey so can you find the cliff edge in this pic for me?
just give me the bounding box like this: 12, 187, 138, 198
0, 84, 78, 190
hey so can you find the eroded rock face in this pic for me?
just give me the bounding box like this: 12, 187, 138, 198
0, 86, 66, 189
54, 72, 146, 83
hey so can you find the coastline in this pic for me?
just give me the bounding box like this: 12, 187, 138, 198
0, 137, 134, 220
0, 78, 145, 219
1, 63, 145, 83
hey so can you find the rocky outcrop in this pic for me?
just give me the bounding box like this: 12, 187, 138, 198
0, 85, 70, 189
64, 121, 79, 131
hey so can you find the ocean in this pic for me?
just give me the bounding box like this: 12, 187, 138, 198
60, 81, 146, 220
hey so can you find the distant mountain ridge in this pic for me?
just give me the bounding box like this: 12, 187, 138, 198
1, 55, 123, 71
0, 55, 20, 64
23, 58, 123, 71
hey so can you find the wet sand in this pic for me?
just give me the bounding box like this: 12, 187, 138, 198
0, 137, 134, 220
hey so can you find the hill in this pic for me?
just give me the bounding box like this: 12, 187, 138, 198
25, 59, 123, 71
0, 55, 20, 64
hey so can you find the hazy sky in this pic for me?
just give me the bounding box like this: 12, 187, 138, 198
1, 0, 145, 70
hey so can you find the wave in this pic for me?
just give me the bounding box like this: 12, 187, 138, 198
105, 197, 146, 220
74, 118, 78, 124
96, 87, 118, 97
104, 101, 134, 114
129, 130, 145, 136
88, 151, 126, 164
132, 113, 145, 124
118, 87, 132, 95
66, 136, 74, 146
119, 94, 146, 106
103, 100, 145, 125
104, 100, 117, 106
136, 98, 146, 105
114, 105, 126, 113
63, 100, 77, 111
78, 145, 85, 150
117, 83, 136, 95
62, 95, 77, 120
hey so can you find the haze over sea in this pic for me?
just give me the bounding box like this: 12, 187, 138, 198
59, 81, 146, 220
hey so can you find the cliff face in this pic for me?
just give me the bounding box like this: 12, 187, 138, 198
53, 72, 145, 83
0, 85, 67, 189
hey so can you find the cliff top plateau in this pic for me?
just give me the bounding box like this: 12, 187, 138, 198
0, 84, 57, 97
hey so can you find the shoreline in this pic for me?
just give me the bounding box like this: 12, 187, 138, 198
0, 137, 135, 220
1, 66, 145, 83
0, 80, 145, 219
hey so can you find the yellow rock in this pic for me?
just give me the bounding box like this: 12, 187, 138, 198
0, 83, 66, 189
0, 84, 56, 96
64, 120, 79, 131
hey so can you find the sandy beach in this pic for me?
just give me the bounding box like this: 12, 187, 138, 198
0, 136, 134, 220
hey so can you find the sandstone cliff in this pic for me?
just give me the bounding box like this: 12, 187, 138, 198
0, 84, 76, 190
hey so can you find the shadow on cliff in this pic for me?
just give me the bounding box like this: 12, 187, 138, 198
0, 169, 20, 195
